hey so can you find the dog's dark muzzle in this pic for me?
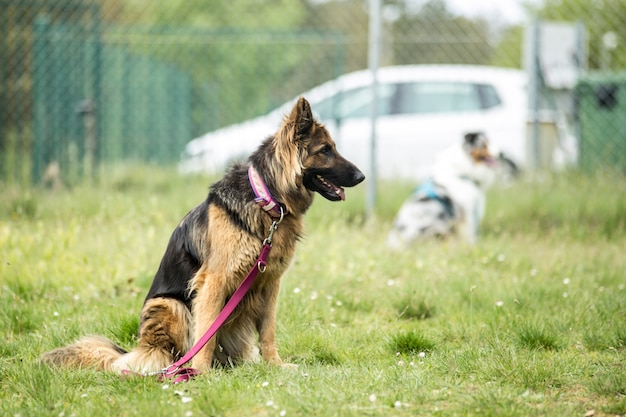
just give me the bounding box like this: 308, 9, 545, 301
304, 164, 365, 202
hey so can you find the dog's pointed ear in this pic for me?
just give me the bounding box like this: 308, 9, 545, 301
288, 97, 314, 136
464, 132, 479, 145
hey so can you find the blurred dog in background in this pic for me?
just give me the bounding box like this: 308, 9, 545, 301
388, 132, 497, 247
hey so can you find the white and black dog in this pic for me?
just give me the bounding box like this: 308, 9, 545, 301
388, 132, 497, 247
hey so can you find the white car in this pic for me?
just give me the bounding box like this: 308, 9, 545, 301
180, 65, 528, 180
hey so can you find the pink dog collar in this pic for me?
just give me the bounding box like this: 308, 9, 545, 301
248, 165, 286, 218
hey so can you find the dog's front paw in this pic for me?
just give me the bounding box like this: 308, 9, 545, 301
280, 362, 298, 371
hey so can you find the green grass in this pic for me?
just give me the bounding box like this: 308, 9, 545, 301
1, 166, 625, 416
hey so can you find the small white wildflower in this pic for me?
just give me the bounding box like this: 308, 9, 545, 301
409, 361, 415, 366
185, 411, 193, 417
394, 400, 402, 408
386, 279, 396, 287
162, 384, 170, 390
279, 410, 287, 417
530, 268, 538, 276
265, 400, 274, 407
326, 295, 333, 301
368, 394, 377, 403
563, 292, 568, 298
418, 352, 426, 358
293, 288, 301, 294
397, 360, 405, 366
73, 294, 80, 301
563, 278, 571, 285
497, 254, 505, 262
335, 300, 342, 307
495, 300, 504, 307
262, 381, 269, 387
181, 397, 192, 404
330, 323, 337, 328
310, 291, 318, 300
53, 311, 59, 317
80, 393, 88, 398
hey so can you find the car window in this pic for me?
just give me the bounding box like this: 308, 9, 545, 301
394, 82, 502, 114
314, 84, 396, 120
477, 83, 502, 108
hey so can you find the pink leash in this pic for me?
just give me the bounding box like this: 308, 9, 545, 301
159, 242, 273, 383
124, 165, 284, 383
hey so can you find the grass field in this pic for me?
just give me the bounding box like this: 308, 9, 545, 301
1, 167, 625, 417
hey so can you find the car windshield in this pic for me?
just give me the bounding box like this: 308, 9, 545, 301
395, 82, 502, 114
313, 81, 502, 121
313, 84, 396, 120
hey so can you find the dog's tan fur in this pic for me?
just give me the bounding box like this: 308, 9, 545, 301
41, 97, 364, 373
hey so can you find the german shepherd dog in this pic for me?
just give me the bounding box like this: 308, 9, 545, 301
42, 97, 364, 373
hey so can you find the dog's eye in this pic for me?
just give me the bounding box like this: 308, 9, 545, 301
320, 144, 333, 155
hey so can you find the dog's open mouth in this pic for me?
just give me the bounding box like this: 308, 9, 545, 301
303, 165, 364, 202
480, 155, 496, 166
312, 174, 345, 201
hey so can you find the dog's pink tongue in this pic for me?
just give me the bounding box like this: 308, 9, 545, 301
338, 187, 345, 201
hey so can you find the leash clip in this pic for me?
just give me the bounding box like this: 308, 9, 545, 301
262, 206, 283, 247
259, 207, 283, 273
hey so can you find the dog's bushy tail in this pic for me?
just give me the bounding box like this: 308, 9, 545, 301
41, 336, 127, 371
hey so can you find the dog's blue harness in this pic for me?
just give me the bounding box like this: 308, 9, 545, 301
414, 178, 454, 217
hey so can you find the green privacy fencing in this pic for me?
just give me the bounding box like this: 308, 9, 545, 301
575, 72, 626, 172
1, 1, 344, 185
32, 16, 193, 183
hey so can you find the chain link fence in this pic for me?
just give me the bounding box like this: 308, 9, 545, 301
1, 0, 625, 187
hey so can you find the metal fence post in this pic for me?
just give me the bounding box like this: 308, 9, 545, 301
76, 99, 96, 184
366, 0, 381, 219
91, 4, 102, 180
529, 20, 542, 170
32, 16, 50, 185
